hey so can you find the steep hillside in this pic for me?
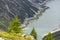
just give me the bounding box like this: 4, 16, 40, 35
0, 0, 49, 30
0, 0, 39, 23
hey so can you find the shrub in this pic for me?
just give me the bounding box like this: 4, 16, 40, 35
30, 27, 37, 40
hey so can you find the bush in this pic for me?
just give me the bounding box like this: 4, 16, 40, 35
0, 17, 35, 40
30, 27, 37, 40
44, 32, 55, 40
8, 17, 23, 33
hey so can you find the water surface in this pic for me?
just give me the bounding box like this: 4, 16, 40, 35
24, 0, 60, 40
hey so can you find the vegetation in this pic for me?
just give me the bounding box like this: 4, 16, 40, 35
8, 17, 23, 33
0, 17, 56, 40
44, 32, 55, 40
0, 17, 36, 40
30, 27, 37, 40
0, 30, 32, 40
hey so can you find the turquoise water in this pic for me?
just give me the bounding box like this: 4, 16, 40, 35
24, 0, 60, 40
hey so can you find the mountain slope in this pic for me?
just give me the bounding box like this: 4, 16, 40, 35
0, 0, 39, 23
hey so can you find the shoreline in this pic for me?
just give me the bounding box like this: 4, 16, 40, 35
42, 27, 60, 40
21, 0, 51, 29
22, 6, 49, 29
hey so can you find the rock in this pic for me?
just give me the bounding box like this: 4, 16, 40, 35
43, 29, 60, 40
0, 0, 39, 23
0, 38, 4, 40
0, 0, 49, 30
0, 0, 39, 30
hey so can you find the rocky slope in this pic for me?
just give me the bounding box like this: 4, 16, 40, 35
0, 0, 50, 30
0, 0, 40, 23
43, 29, 60, 40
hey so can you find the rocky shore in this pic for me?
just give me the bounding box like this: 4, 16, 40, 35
42, 28, 60, 40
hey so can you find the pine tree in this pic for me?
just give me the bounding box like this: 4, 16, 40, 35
30, 27, 37, 40
8, 17, 23, 33
44, 32, 55, 40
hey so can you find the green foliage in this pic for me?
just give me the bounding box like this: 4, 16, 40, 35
8, 17, 23, 33
0, 31, 32, 40
30, 27, 37, 40
44, 32, 55, 40
0, 17, 36, 40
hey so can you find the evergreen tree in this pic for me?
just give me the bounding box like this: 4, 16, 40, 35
44, 32, 55, 40
8, 17, 23, 33
30, 27, 37, 40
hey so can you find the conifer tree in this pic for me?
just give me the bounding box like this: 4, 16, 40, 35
44, 32, 55, 40
8, 17, 23, 33
30, 27, 37, 40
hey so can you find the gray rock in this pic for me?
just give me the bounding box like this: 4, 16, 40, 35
0, 0, 49, 31
0, 0, 39, 23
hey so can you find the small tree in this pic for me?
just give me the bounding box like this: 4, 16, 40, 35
44, 32, 55, 40
30, 27, 37, 40
8, 17, 23, 33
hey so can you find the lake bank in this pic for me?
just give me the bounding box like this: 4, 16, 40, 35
23, 0, 60, 40
42, 28, 60, 40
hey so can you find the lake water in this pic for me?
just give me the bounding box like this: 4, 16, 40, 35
24, 0, 60, 40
